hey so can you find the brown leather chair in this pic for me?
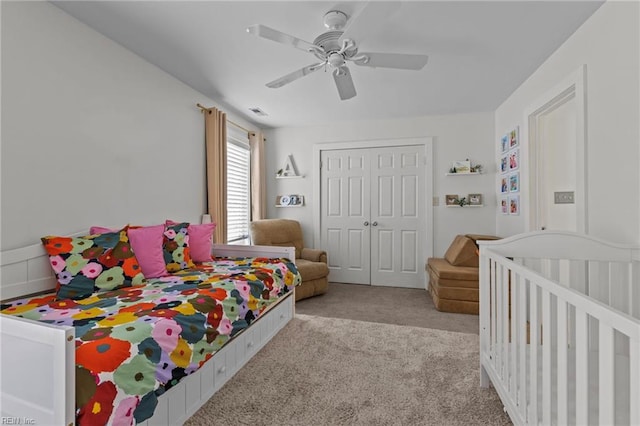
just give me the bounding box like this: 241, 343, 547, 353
249, 219, 329, 301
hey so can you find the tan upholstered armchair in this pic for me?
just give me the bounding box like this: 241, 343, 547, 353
249, 219, 329, 301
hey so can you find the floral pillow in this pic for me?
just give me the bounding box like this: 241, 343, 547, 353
163, 222, 195, 272
41, 227, 145, 300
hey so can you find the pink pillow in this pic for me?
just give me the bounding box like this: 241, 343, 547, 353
127, 225, 168, 278
90, 226, 118, 235
166, 220, 216, 262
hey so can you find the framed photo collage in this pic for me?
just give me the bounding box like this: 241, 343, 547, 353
499, 127, 520, 215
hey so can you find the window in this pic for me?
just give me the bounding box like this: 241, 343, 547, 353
226, 132, 250, 244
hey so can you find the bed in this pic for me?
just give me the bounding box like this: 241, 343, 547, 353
0, 233, 301, 426
478, 231, 640, 425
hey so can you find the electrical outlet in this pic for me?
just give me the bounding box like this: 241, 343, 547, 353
433, 196, 439, 206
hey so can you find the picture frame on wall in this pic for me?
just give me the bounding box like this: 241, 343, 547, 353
452, 160, 471, 173
501, 135, 509, 153
500, 155, 508, 173
509, 127, 519, 149
509, 148, 519, 171
509, 172, 520, 192
445, 194, 460, 206
500, 197, 509, 215
509, 195, 520, 215
500, 176, 508, 194
468, 193, 482, 206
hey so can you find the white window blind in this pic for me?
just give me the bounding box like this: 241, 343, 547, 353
227, 135, 250, 244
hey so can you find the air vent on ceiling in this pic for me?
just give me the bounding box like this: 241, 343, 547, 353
249, 107, 268, 116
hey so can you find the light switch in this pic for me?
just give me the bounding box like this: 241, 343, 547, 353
554, 191, 575, 204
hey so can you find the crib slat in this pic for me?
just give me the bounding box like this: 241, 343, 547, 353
575, 308, 589, 426
557, 300, 568, 425
496, 264, 503, 377
529, 284, 539, 425
518, 277, 527, 416
510, 271, 517, 394
491, 260, 497, 367
599, 323, 615, 425
630, 337, 639, 425
542, 289, 551, 426
502, 266, 510, 383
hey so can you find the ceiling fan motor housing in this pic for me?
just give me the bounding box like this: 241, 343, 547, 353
323, 10, 347, 30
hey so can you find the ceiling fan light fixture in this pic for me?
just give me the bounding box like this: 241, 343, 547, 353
323, 10, 347, 30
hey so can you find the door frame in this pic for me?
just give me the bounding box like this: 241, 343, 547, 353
312, 137, 434, 262
523, 65, 588, 233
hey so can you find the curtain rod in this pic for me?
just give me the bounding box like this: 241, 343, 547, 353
196, 103, 252, 134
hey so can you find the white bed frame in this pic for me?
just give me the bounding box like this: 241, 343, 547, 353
479, 231, 640, 425
0, 240, 296, 426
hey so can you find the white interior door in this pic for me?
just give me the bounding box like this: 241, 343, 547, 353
320, 149, 371, 284
538, 97, 577, 231
370, 146, 425, 287
320, 145, 425, 288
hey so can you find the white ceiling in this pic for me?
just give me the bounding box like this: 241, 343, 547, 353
53, 1, 603, 129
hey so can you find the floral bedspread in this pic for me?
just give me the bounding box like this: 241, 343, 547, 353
0, 257, 300, 425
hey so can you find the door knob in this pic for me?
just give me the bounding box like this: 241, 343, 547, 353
372, 221, 378, 227
364, 221, 369, 226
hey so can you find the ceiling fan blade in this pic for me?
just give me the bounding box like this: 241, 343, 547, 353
339, 2, 401, 45
333, 67, 356, 100
354, 53, 429, 70
247, 24, 316, 53
266, 62, 325, 88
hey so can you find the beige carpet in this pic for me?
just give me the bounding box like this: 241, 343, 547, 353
185, 314, 510, 426
296, 283, 479, 334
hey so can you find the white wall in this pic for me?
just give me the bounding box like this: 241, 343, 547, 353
265, 112, 496, 257
495, 1, 640, 244
0, 1, 253, 250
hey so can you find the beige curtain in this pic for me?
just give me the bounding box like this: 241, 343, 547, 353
249, 131, 267, 220
204, 107, 227, 243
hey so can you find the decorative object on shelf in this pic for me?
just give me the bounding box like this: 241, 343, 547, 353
452, 160, 471, 173
470, 164, 483, 173
468, 193, 482, 206
445, 194, 460, 206
276, 154, 301, 177
457, 197, 469, 207
275, 194, 305, 207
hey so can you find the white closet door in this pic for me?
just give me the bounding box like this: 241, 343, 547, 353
370, 146, 425, 288
320, 149, 371, 284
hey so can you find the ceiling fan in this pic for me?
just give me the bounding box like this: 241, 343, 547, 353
246, 3, 429, 100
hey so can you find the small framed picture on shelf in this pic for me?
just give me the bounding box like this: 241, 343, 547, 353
509, 148, 519, 171
509, 172, 520, 192
501, 135, 509, 153
500, 155, 508, 173
509, 127, 519, 149
500, 197, 509, 215
275, 194, 305, 207
452, 160, 471, 173
445, 194, 459, 206
500, 176, 508, 194
468, 193, 482, 206
509, 195, 520, 215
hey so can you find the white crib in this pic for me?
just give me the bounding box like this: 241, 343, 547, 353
479, 231, 640, 425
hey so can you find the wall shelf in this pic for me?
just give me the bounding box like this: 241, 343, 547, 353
276, 175, 304, 179
445, 172, 481, 176
445, 204, 484, 208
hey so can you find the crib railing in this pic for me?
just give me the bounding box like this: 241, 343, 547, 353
478, 231, 640, 426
